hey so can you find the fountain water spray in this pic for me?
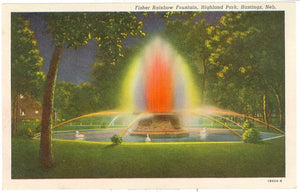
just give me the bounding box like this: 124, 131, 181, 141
120, 36, 200, 112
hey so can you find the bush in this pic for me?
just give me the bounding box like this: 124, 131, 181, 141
25, 128, 34, 138
242, 128, 260, 143
111, 135, 123, 145
243, 120, 251, 129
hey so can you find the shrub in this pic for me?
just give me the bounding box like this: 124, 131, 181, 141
25, 128, 34, 138
242, 128, 260, 143
111, 135, 123, 145
243, 120, 251, 129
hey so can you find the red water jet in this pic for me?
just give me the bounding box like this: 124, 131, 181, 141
145, 52, 173, 113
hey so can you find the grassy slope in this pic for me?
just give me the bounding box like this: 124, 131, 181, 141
12, 137, 285, 178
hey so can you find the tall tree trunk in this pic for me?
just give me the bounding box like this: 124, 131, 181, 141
40, 45, 63, 169
267, 103, 272, 126
273, 89, 284, 130
13, 94, 19, 137
201, 59, 207, 105
263, 94, 269, 130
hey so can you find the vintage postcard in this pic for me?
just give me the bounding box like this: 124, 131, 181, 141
2, 1, 297, 190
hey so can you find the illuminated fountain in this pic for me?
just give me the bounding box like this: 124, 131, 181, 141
46, 37, 284, 142
120, 37, 199, 112
118, 37, 199, 138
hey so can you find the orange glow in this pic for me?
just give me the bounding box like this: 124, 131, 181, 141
146, 52, 173, 113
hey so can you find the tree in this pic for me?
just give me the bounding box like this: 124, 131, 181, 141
71, 82, 102, 116
11, 13, 45, 136
206, 12, 284, 128
164, 12, 210, 104
90, 61, 124, 110
54, 81, 102, 120
54, 81, 77, 120
90, 46, 135, 110
40, 12, 145, 168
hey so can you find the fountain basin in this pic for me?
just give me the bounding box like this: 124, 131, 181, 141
49, 128, 282, 143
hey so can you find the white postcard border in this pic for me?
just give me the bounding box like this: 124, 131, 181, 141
2, 1, 297, 190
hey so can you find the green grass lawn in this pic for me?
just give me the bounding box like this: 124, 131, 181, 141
11, 137, 285, 179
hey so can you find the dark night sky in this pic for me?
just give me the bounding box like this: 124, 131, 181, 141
23, 12, 224, 84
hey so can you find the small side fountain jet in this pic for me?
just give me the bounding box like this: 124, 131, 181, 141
145, 133, 151, 142
75, 130, 84, 138
200, 128, 207, 135
200, 128, 208, 140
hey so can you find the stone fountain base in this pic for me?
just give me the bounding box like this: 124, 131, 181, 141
131, 114, 188, 137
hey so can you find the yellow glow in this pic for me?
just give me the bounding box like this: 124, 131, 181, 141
119, 37, 201, 112
119, 57, 141, 111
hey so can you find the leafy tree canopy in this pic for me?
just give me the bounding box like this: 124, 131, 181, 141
44, 12, 146, 64
11, 13, 45, 99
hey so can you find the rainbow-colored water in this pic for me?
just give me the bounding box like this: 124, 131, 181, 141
120, 37, 200, 112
